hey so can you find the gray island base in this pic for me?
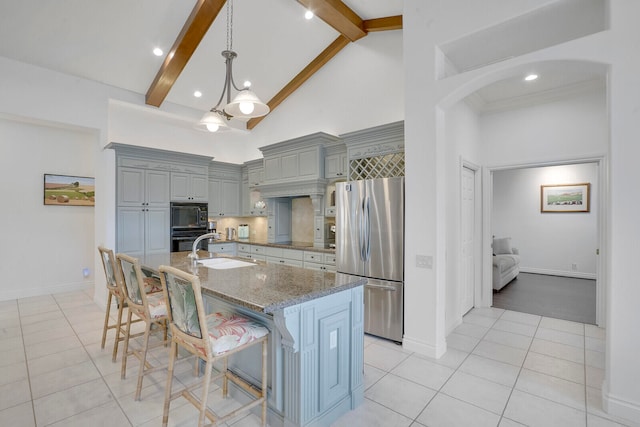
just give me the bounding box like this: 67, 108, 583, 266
141, 251, 366, 427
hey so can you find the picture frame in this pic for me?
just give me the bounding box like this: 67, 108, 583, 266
540, 183, 590, 213
44, 174, 95, 206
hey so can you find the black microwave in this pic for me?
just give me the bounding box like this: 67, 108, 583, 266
170, 202, 208, 230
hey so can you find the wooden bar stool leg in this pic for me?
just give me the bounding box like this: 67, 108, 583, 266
162, 340, 178, 427
198, 361, 214, 427
111, 297, 125, 362
121, 309, 133, 379
101, 291, 113, 349
222, 356, 228, 398
135, 321, 153, 401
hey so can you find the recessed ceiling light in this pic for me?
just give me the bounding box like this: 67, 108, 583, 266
153, 47, 163, 57
194, 91, 202, 98
305, 10, 314, 20
525, 74, 538, 81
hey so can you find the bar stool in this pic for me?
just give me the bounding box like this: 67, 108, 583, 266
98, 246, 138, 362
159, 265, 269, 427
116, 253, 169, 401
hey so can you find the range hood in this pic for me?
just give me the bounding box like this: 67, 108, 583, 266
257, 178, 328, 199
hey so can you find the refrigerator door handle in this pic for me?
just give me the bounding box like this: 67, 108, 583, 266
364, 195, 371, 261
360, 197, 366, 261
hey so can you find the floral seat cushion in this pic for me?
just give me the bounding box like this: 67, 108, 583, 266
205, 312, 269, 356
147, 293, 168, 319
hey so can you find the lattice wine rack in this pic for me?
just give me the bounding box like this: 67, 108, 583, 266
349, 152, 405, 180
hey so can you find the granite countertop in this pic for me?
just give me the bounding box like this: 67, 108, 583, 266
141, 252, 364, 314
210, 239, 336, 254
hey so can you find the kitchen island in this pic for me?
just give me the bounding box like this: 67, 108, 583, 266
141, 251, 366, 427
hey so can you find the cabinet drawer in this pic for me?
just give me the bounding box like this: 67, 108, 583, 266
323, 253, 336, 265
208, 243, 237, 255
304, 251, 323, 263
282, 248, 304, 261
251, 245, 266, 255
265, 247, 283, 258
237, 243, 251, 253
325, 207, 336, 217
304, 261, 326, 272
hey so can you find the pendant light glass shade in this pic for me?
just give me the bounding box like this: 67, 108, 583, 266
224, 89, 270, 119
196, 110, 230, 133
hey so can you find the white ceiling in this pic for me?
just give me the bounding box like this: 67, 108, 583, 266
0, 0, 402, 115
0, 0, 608, 117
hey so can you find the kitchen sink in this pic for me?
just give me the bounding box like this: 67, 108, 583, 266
197, 258, 256, 270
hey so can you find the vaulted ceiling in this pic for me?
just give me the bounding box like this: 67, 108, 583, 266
0, 0, 608, 126
0, 0, 403, 129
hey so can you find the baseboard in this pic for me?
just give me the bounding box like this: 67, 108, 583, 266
602, 381, 640, 425
402, 334, 447, 359
0, 281, 94, 302
520, 267, 596, 280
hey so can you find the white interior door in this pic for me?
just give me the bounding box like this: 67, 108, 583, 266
461, 166, 476, 314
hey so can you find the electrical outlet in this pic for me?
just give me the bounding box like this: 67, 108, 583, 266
571, 263, 578, 271
416, 255, 433, 269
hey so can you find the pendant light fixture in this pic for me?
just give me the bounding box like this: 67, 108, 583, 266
196, 0, 269, 132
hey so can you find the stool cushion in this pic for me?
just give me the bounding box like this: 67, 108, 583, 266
147, 293, 168, 319
206, 312, 269, 356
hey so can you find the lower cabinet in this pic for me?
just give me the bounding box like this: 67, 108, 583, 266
239, 244, 336, 271
117, 206, 170, 257
207, 242, 237, 256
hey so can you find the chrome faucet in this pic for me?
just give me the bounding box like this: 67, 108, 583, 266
188, 232, 217, 261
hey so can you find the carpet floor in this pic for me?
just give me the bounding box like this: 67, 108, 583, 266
492, 272, 596, 324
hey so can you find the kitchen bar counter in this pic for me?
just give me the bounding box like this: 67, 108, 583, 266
139, 251, 364, 427
140, 251, 363, 313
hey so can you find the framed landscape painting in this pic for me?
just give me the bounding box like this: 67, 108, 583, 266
540, 183, 590, 213
44, 174, 95, 206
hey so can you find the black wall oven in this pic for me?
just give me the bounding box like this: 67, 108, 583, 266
170, 202, 208, 252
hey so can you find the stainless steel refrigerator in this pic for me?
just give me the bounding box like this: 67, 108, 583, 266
336, 177, 404, 342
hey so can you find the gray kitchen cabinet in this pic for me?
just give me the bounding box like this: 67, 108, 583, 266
324, 151, 348, 179
248, 165, 264, 188
117, 206, 170, 258
208, 178, 240, 217
110, 144, 213, 258
263, 146, 322, 183
241, 171, 266, 217
118, 167, 170, 207
171, 172, 208, 202
207, 242, 237, 256
117, 166, 170, 257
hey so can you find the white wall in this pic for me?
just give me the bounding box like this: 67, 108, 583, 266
480, 88, 608, 166
0, 117, 96, 300
406, 0, 640, 422
444, 101, 481, 333
493, 164, 598, 278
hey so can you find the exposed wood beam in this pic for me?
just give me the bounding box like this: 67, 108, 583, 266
296, 0, 366, 41
247, 35, 350, 130
364, 15, 403, 32
145, 0, 226, 107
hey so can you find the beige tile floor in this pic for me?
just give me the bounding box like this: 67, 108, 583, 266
0, 288, 631, 427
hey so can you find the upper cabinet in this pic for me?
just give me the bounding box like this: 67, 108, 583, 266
208, 162, 241, 217
242, 159, 267, 216
170, 165, 208, 202
342, 121, 405, 180
324, 141, 348, 180
260, 133, 338, 187
118, 167, 170, 207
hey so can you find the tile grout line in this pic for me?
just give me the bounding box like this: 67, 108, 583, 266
496, 310, 542, 425
15, 299, 38, 427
